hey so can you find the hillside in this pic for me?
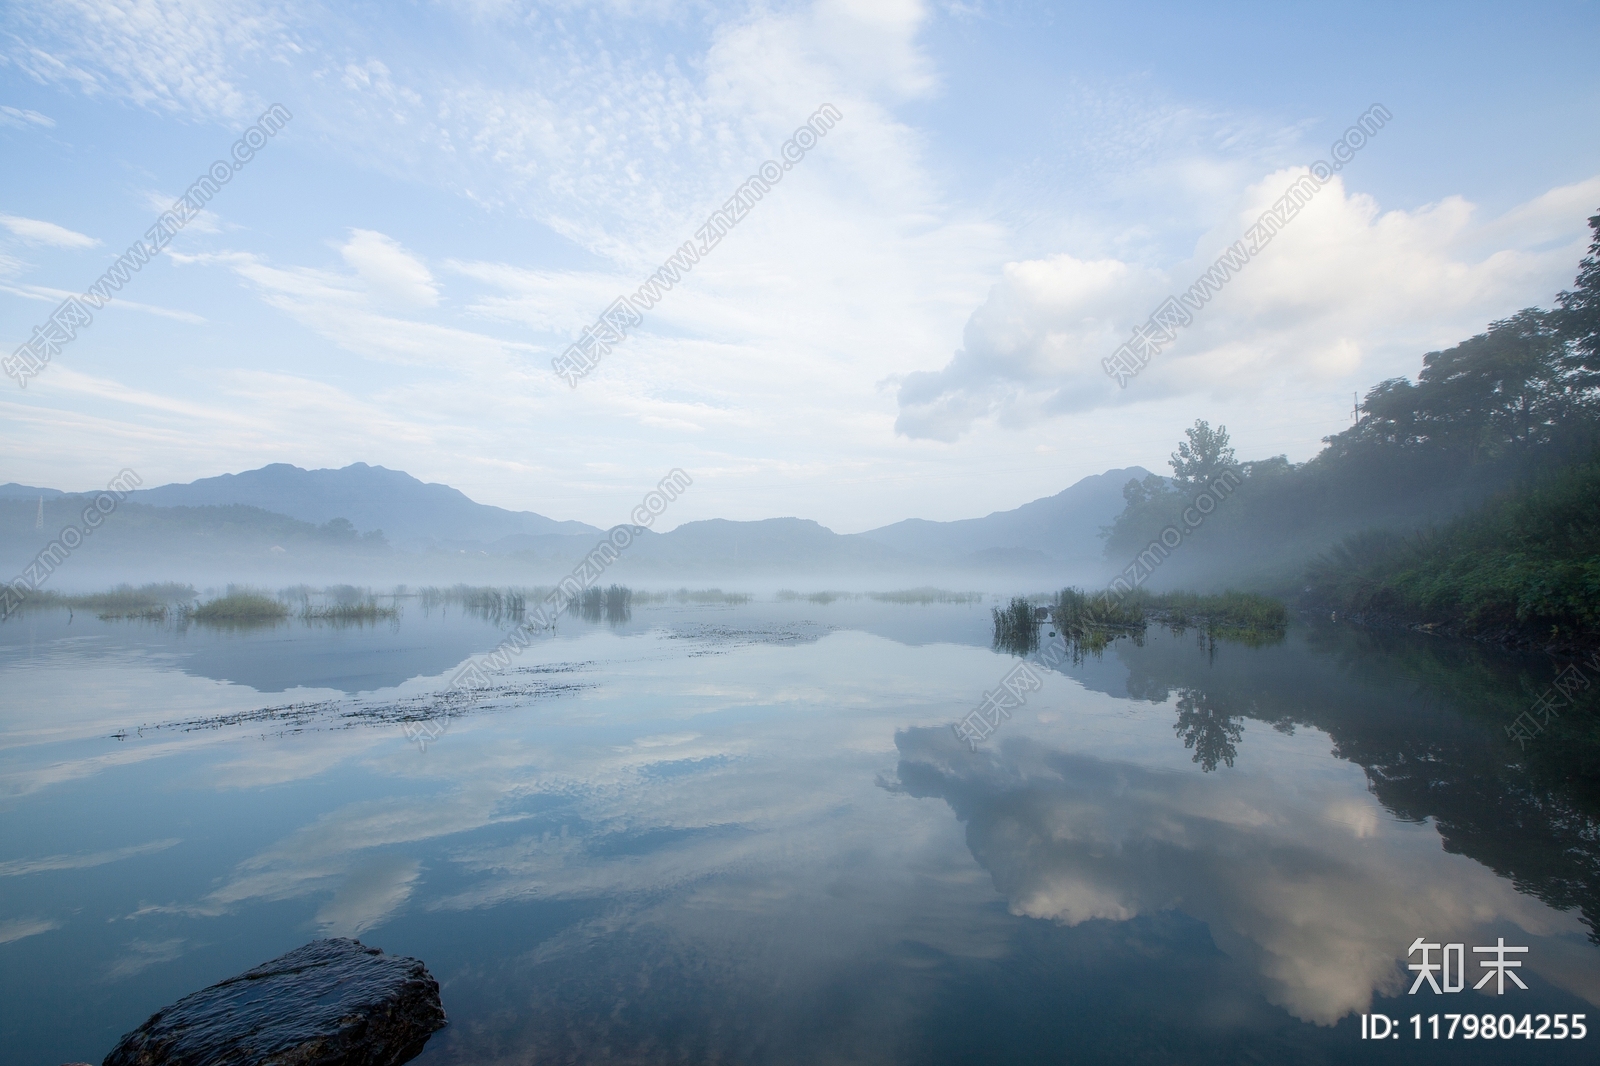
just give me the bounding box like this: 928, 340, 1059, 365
858, 467, 1150, 566
1305, 457, 1600, 649
1099, 210, 1600, 646
128, 463, 600, 548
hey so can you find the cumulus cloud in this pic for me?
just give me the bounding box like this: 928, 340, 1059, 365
0, 213, 99, 248
896, 173, 1600, 441
340, 229, 439, 308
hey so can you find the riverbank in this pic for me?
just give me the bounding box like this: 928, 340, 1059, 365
1304, 457, 1600, 657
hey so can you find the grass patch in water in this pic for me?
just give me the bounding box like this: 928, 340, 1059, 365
192, 589, 288, 623
301, 602, 398, 622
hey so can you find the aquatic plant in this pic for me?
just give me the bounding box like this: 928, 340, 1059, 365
992, 597, 1041, 654
192, 588, 289, 623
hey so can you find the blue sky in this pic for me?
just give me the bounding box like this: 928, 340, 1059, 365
2, 0, 1597, 531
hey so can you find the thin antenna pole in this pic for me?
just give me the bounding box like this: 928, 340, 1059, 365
36, 495, 43, 530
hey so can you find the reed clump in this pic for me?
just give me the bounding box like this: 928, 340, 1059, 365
576, 584, 633, 623
1142, 590, 1288, 634
192, 588, 289, 623
3, 582, 196, 620
1051, 587, 1146, 633
992, 597, 1041, 654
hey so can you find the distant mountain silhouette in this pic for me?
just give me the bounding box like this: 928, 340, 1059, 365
856, 467, 1152, 564
479, 518, 905, 573
484, 485, 1139, 577
128, 463, 601, 547
3, 464, 1144, 582
646, 517, 907, 569
0, 484, 66, 499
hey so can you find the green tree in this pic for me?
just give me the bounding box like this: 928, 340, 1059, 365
1169, 419, 1236, 485
1557, 210, 1600, 375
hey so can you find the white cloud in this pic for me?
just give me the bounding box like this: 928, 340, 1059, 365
896, 729, 1599, 1025
314, 854, 421, 936
105, 937, 188, 980
0, 917, 61, 944
895, 173, 1600, 441
4, 0, 296, 120
140, 190, 222, 234
339, 229, 439, 308
0, 213, 99, 248
0, 105, 56, 128
0, 838, 181, 877
0, 282, 206, 322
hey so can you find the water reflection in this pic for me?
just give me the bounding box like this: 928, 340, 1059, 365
1171, 688, 1244, 771
577, 584, 632, 625
893, 725, 1599, 1025
6, 602, 1600, 1064
1072, 622, 1600, 944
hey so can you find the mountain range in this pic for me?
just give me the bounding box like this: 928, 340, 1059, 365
2, 462, 1152, 583
124, 463, 602, 547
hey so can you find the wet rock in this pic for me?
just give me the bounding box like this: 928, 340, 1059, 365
101, 937, 446, 1066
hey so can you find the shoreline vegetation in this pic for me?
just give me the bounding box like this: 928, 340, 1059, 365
1099, 211, 1600, 657
1304, 457, 1600, 654
2, 583, 993, 628
993, 588, 1290, 656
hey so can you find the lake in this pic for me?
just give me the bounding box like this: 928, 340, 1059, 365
2, 597, 1596, 1064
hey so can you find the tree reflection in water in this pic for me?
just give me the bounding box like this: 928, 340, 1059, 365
1172, 688, 1244, 771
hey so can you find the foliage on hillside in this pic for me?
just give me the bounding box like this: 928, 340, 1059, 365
1101, 209, 1600, 617
1307, 458, 1600, 647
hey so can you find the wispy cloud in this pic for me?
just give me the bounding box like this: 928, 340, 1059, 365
0, 917, 62, 944
140, 189, 222, 235
314, 854, 421, 936
340, 229, 438, 308
0, 105, 56, 128
105, 937, 188, 980
0, 837, 181, 877
0, 282, 205, 322
4, 0, 297, 120
0, 213, 99, 249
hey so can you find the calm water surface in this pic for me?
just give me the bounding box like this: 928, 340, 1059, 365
2, 600, 1597, 1064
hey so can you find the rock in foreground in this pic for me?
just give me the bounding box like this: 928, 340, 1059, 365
102, 937, 446, 1066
